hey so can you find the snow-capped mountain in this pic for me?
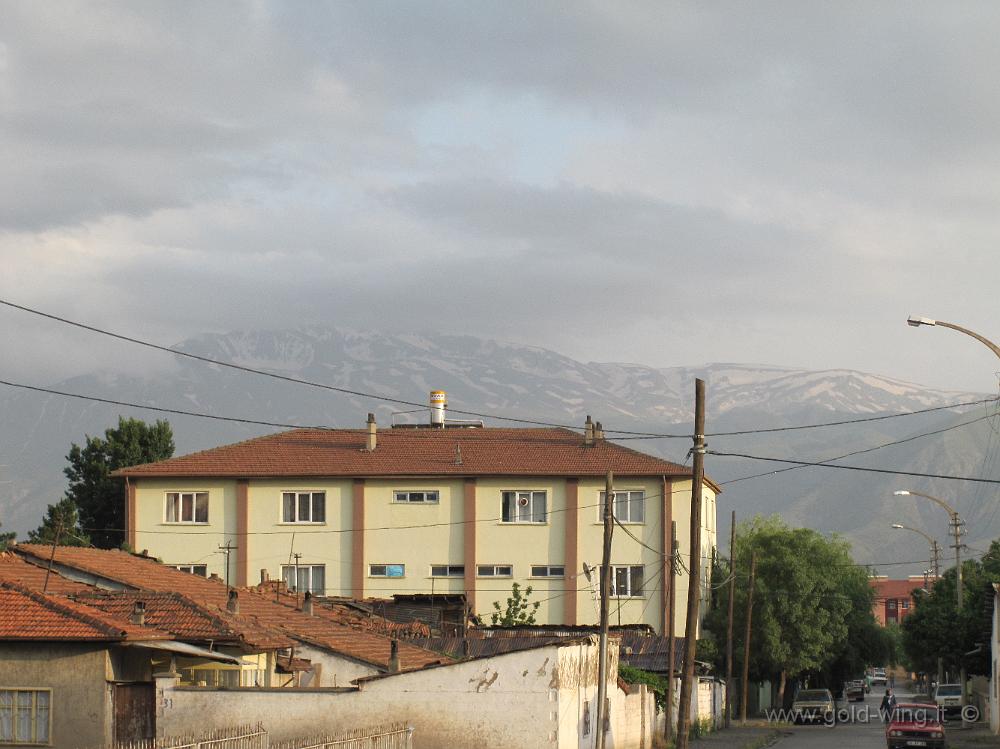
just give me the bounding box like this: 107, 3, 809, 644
1, 327, 996, 574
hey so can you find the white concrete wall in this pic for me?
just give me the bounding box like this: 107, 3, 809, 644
293, 644, 378, 688
156, 640, 652, 749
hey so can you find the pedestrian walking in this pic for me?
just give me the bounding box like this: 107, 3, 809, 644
879, 688, 897, 721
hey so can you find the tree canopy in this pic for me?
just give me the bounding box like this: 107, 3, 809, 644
64, 417, 174, 548
705, 515, 885, 702
27, 497, 91, 547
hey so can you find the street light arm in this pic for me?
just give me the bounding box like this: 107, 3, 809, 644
908, 317, 1000, 360
891, 523, 936, 546
898, 489, 959, 518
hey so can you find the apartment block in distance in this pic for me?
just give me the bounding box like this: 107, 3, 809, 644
117, 391, 720, 634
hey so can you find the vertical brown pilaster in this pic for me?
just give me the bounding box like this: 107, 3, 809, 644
463, 478, 477, 614
661, 477, 673, 636
236, 479, 249, 587
125, 479, 136, 550
564, 478, 579, 625
351, 479, 366, 598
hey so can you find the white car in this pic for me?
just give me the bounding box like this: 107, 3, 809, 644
932, 683, 962, 717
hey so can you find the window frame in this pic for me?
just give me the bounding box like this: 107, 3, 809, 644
0, 688, 52, 746
393, 490, 440, 504
500, 490, 548, 524
429, 564, 465, 578
280, 490, 327, 524
476, 564, 513, 578
173, 564, 208, 577
598, 490, 646, 524
530, 565, 565, 578
164, 491, 209, 524
368, 563, 406, 579
279, 564, 326, 595
609, 565, 645, 598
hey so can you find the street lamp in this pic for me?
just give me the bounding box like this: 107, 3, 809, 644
906, 317, 1000, 359
890, 523, 941, 579
893, 490, 964, 605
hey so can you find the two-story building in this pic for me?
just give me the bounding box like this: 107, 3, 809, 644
117, 399, 719, 635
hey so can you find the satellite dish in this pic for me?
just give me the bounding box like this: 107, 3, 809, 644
582, 563, 593, 582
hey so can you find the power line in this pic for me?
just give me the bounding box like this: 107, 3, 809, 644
719, 408, 1000, 486
708, 450, 1000, 484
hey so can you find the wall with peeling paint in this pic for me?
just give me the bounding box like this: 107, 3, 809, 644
155, 638, 654, 748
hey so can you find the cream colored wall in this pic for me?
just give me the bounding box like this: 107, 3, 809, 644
362, 479, 465, 597
473, 478, 567, 624
133, 478, 237, 581
245, 479, 354, 596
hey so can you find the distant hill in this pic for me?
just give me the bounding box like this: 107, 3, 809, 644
1, 327, 996, 575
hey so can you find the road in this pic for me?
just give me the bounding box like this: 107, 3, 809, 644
777, 689, 900, 749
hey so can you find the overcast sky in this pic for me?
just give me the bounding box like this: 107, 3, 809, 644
2, 2, 999, 395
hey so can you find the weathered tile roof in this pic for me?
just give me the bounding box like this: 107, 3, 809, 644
0, 551, 95, 594
12, 545, 450, 670
0, 582, 168, 642
112, 427, 696, 479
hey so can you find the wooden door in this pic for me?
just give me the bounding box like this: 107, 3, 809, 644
113, 683, 155, 742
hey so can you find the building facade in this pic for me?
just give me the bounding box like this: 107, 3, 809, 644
870, 576, 931, 626
118, 411, 719, 635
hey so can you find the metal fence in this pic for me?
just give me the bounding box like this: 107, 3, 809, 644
87, 723, 411, 749
273, 723, 413, 749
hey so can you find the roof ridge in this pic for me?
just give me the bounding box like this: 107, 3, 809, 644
0, 581, 139, 639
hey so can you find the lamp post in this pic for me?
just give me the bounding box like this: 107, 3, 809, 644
893, 491, 964, 605
890, 523, 941, 580
906, 317, 1000, 360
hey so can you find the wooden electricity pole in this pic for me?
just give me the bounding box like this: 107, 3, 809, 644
665, 520, 678, 742
740, 552, 757, 724
596, 470, 614, 749
724, 510, 736, 729
676, 378, 706, 749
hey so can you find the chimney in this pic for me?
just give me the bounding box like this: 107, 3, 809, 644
260, 569, 269, 584
430, 390, 447, 427
227, 589, 239, 614
303, 591, 313, 616
388, 639, 400, 673
584, 415, 594, 447
366, 413, 377, 451
594, 421, 605, 441
130, 600, 146, 626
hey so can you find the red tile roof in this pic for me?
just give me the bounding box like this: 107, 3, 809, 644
12, 545, 450, 670
112, 427, 698, 480
0, 582, 168, 641
871, 578, 928, 599
0, 552, 94, 594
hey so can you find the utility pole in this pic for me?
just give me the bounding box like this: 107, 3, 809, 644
740, 552, 756, 724
43, 519, 64, 594
596, 470, 614, 749
676, 378, 706, 749
293, 551, 303, 606
665, 520, 678, 743
218, 541, 236, 592
724, 510, 736, 729
931, 539, 941, 580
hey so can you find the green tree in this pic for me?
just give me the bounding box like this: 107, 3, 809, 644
705, 516, 880, 706
0, 521, 14, 551
65, 417, 174, 548
490, 582, 541, 625
27, 497, 90, 547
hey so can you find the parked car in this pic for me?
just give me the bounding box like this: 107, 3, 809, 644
845, 680, 866, 702
886, 703, 946, 749
931, 683, 963, 717
872, 668, 888, 687
791, 688, 836, 725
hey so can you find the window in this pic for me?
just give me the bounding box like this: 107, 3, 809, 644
281, 564, 326, 595
531, 565, 565, 578
501, 490, 547, 523
174, 565, 208, 576
887, 599, 897, 610
369, 564, 405, 578
477, 565, 513, 578
0, 689, 50, 745
165, 492, 208, 523
600, 490, 645, 523
610, 565, 644, 597
394, 490, 440, 504
281, 491, 326, 523
430, 565, 464, 577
